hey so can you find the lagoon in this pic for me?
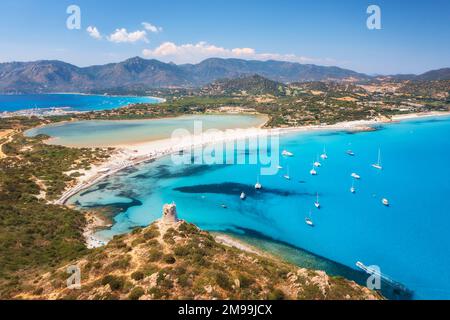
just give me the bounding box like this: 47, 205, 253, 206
25, 114, 268, 147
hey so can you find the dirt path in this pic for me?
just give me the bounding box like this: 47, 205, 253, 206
0, 130, 14, 159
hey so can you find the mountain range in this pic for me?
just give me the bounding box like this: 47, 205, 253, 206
0, 57, 448, 93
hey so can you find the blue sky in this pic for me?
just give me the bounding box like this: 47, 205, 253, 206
0, 0, 449, 74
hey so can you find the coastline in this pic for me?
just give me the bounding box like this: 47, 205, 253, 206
51, 110, 449, 248
7, 91, 167, 103
82, 210, 112, 249
1, 93, 165, 118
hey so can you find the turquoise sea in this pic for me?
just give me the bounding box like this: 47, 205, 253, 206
0, 93, 160, 112
66, 116, 450, 299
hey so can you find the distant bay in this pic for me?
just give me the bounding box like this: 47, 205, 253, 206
0, 93, 161, 113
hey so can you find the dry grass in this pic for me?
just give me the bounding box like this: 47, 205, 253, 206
0, 129, 14, 158
16, 219, 381, 301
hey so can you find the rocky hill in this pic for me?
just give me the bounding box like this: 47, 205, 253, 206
203, 75, 288, 96
415, 68, 450, 81
17, 204, 380, 300
388, 68, 450, 81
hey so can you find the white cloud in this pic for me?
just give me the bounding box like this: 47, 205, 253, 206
142, 41, 331, 64
86, 26, 102, 40
142, 22, 163, 33
108, 28, 149, 43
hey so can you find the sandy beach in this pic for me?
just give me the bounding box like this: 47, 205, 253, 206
213, 233, 264, 256
52, 111, 449, 248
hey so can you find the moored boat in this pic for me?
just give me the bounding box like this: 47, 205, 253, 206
372, 148, 383, 170
282, 150, 294, 157
351, 173, 361, 179
314, 192, 321, 209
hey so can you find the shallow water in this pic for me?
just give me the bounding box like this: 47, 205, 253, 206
26, 114, 267, 147
70, 116, 450, 299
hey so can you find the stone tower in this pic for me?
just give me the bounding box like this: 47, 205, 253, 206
162, 203, 179, 224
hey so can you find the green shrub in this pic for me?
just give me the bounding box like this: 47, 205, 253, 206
131, 271, 145, 281
178, 274, 191, 288
131, 227, 143, 235
148, 249, 163, 262
101, 275, 125, 291
268, 289, 285, 300
129, 287, 145, 300
174, 246, 190, 257
238, 274, 254, 289
148, 287, 164, 299
142, 264, 159, 277
143, 228, 160, 240
146, 239, 160, 247
131, 238, 146, 246
111, 240, 128, 250
163, 255, 176, 264
178, 222, 198, 234
109, 256, 131, 270
215, 272, 232, 291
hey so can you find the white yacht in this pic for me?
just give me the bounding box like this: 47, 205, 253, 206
305, 211, 314, 227
382, 198, 390, 206
240, 192, 246, 200
314, 156, 322, 168
255, 176, 262, 190
351, 173, 361, 180
310, 161, 317, 175
282, 150, 294, 157
350, 181, 356, 193
283, 166, 291, 180
320, 147, 328, 160
372, 148, 383, 170
314, 192, 321, 209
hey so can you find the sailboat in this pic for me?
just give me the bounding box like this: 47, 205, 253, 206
255, 175, 262, 190
350, 181, 356, 193
314, 192, 321, 209
372, 148, 383, 170
305, 211, 314, 227
320, 147, 328, 160
283, 166, 291, 180
314, 155, 322, 167
310, 163, 317, 176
